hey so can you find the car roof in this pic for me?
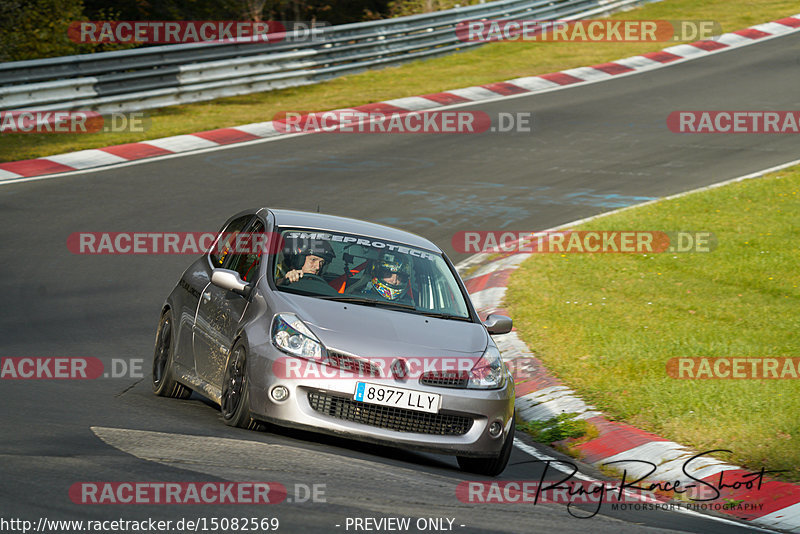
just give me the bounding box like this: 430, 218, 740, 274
266, 209, 441, 253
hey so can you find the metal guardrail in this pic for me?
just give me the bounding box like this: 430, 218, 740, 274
0, 0, 656, 113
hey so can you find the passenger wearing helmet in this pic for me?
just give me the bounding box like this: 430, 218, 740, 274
362, 253, 414, 305
278, 238, 337, 295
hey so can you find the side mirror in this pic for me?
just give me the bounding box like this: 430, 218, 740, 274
211, 269, 252, 298
483, 314, 512, 335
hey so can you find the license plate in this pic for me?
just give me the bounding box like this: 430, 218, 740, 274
354, 382, 441, 414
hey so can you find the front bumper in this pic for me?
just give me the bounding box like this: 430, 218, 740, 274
247, 350, 515, 457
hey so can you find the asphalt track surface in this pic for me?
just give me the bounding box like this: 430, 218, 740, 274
2, 30, 799, 534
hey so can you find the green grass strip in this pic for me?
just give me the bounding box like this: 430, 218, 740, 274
2, 0, 798, 162
506, 166, 800, 482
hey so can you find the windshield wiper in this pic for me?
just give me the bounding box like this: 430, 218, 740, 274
416, 311, 471, 321
319, 295, 417, 311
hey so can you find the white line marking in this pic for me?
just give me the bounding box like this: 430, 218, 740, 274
232, 121, 281, 137
661, 43, 712, 57
559, 67, 613, 81
757, 502, 800, 532
382, 96, 446, 111
513, 438, 592, 478
613, 55, 663, 70
44, 149, 128, 169
716, 33, 755, 46
446, 86, 505, 101
143, 134, 219, 152
0, 168, 23, 181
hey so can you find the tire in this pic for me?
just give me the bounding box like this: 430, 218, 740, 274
457, 414, 515, 477
220, 344, 260, 430
152, 311, 192, 399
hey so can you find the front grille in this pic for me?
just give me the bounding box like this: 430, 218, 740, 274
326, 351, 382, 378
420, 371, 469, 388
307, 391, 473, 436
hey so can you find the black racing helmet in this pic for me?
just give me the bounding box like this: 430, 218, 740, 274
283, 235, 335, 271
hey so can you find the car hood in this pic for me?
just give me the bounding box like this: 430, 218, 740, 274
273, 292, 488, 359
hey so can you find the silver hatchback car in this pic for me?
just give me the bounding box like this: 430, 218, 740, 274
153, 208, 515, 475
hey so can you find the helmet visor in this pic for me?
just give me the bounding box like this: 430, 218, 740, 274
377, 267, 409, 284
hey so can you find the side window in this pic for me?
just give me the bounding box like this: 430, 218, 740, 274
225, 219, 266, 282
209, 215, 252, 268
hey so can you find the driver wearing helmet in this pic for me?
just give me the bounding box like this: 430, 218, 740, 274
278, 238, 337, 295
363, 252, 414, 305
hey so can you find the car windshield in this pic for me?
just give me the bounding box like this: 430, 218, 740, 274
271, 228, 471, 320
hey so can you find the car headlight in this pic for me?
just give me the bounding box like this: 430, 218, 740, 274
467, 343, 507, 389
271, 313, 325, 362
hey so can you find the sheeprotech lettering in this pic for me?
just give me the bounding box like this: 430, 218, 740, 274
285, 232, 438, 260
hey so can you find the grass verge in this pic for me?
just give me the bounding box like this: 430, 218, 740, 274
2, 0, 799, 162
517, 412, 599, 458
506, 167, 800, 482
518, 412, 593, 443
